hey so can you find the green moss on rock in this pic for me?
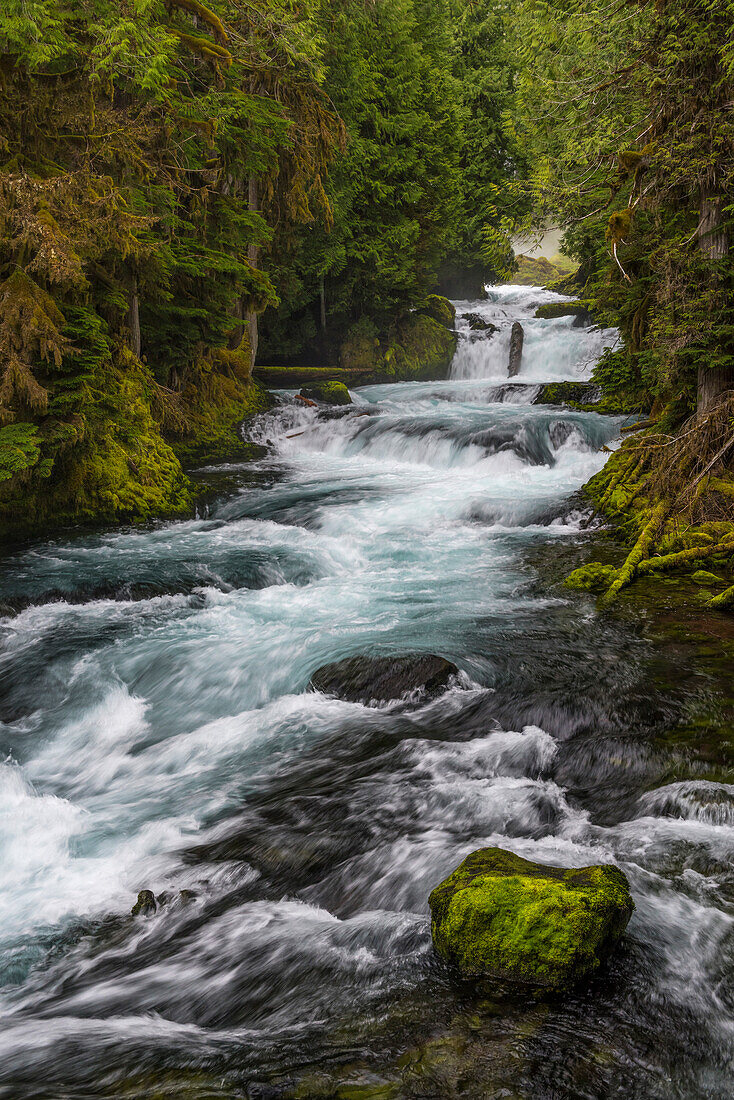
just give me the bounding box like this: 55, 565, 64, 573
534, 381, 599, 406
420, 294, 456, 329
564, 562, 619, 591
300, 381, 352, 405
429, 847, 634, 991
340, 318, 385, 374
691, 570, 724, 586
385, 313, 457, 382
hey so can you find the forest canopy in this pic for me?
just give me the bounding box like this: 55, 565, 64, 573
1, 0, 733, 536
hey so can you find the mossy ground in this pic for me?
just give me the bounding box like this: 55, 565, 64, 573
429, 848, 633, 991
572, 445, 734, 611
532, 506, 734, 776
167, 375, 274, 467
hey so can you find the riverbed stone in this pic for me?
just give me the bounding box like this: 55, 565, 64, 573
508, 321, 524, 376
310, 654, 459, 705
429, 847, 634, 991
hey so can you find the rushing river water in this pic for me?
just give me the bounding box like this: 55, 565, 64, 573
1, 284, 733, 1099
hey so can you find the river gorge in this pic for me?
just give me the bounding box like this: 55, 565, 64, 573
1, 285, 732, 1098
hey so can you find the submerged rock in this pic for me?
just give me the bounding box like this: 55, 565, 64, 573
310, 653, 459, 706
508, 321, 524, 376
429, 847, 633, 991
300, 381, 352, 406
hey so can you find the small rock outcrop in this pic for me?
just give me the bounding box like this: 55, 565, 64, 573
310, 653, 459, 706
429, 847, 634, 991
131, 888, 195, 917
300, 381, 352, 406
462, 313, 498, 334
508, 322, 524, 377
533, 381, 599, 406
131, 890, 157, 917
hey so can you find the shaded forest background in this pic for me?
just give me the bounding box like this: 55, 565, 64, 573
0, 0, 733, 537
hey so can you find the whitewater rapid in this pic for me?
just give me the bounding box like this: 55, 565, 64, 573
0, 284, 732, 1098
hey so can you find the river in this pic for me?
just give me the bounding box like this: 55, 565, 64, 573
0, 284, 732, 1098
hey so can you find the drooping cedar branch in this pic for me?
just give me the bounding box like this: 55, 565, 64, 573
168, 0, 229, 45
172, 31, 233, 67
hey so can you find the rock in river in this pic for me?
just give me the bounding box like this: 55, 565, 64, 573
429, 847, 634, 992
310, 653, 459, 706
300, 381, 352, 405
508, 321, 524, 376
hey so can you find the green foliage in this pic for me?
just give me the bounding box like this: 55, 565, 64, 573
0, 0, 340, 534
513, 0, 734, 417
0, 422, 41, 481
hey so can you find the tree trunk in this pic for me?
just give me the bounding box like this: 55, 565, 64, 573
319, 274, 327, 334
128, 275, 141, 358
697, 191, 730, 413
245, 176, 259, 371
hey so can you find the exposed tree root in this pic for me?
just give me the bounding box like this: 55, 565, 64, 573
600, 500, 668, 604
635, 537, 734, 576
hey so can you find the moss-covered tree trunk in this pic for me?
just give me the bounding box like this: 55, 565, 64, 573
246, 175, 259, 369
128, 275, 141, 359
697, 189, 730, 413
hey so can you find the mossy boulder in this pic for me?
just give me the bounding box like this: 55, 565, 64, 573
429, 847, 634, 991
691, 570, 724, 586
420, 294, 456, 329
386, 313, 457, 382
300, 381, 352, 406
131, 890, 157, 917
338, 312, 457, 385
340, 318, 385, 374
564, 562, 619, 592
